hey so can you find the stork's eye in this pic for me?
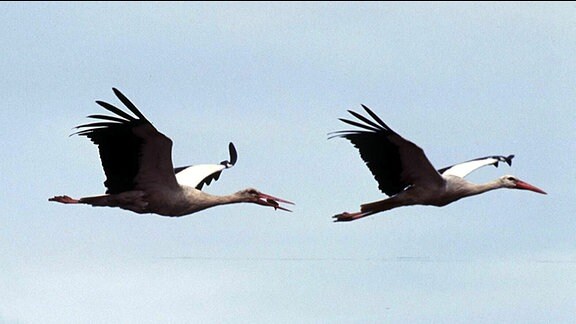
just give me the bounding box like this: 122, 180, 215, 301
506, 176, 516, 181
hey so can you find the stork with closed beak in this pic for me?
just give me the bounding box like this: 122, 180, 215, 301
331, 105, 546, 222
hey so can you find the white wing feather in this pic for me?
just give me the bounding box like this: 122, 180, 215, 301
175, 164, 226, 188
441, 157, 504, 178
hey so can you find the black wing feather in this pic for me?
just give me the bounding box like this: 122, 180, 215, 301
338, 118, 381, 132
437, 154, 515, 174
331, 106, 406, 196
362, 105, 396, 133
75, 89, 150, 194
95, 100, 138, 121
86, 114, 127, 123
226, 142, 238, 166
112, 88, 148, 121
174, 142, 238, 191
331, 105, 443, 196
196, 171, 222, 190
344, 132, 405, 195
347, 109, 384, 130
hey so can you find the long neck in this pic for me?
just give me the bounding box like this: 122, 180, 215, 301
460, 179, 504, 197
177, 188, 248, 216
206, 192, 247, 206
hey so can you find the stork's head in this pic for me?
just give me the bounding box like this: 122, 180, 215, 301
237, 188, 294, 211
500, 175, 547, 194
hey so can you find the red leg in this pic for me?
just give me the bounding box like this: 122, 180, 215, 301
49, 195, 80, 204
332, 211, 368, 222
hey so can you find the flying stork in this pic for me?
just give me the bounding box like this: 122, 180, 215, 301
49, 88, 293, 216
331, 105, 546, 222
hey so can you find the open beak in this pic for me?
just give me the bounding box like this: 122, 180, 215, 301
255, 192, 294, 212
515, 180, 547, 194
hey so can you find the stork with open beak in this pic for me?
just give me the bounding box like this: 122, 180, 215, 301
331, 105, 546, 222
49, 88, 293, 216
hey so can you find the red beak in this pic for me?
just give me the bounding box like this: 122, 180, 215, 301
255, 192, 294, 212
515, 180, 547, 194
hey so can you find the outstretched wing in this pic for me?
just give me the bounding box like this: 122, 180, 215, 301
74, 88, 179, 194
438, 155, 514, 178
330, 105, 444, 196
174, 143, 238, 190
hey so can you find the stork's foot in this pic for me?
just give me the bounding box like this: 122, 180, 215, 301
332, 211, 366, 222
49, 195, 79, 204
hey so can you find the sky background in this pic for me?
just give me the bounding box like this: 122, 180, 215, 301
1, 2, 575, 323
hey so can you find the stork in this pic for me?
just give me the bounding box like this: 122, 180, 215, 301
49, 88, 293, 216
331, 105, 546, 222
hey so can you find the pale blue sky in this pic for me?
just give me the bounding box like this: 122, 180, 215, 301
1, 2, 575, 323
